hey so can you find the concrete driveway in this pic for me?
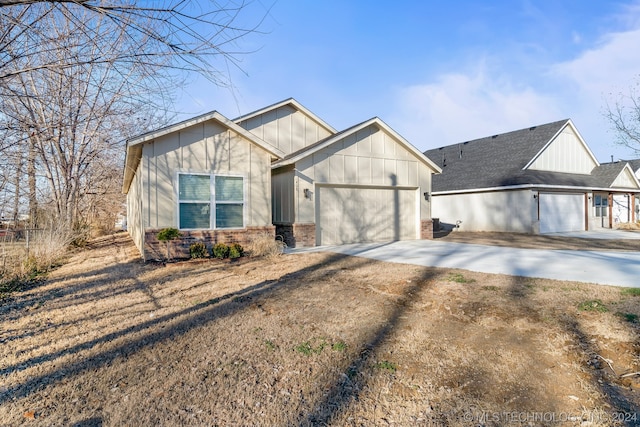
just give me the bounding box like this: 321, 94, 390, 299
292, 234, 640, 288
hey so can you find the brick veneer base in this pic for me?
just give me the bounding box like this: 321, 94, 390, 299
144, 226, 275, 261
275, 223, 316, 248
420, 219, 436, 240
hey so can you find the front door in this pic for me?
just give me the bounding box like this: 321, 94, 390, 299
593, 193, 608, 228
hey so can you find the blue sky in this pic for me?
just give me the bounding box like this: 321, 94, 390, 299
177, 0, 640, 162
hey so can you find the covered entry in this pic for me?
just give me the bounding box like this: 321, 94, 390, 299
316, 185, 418, 245
539, 192, 585, 233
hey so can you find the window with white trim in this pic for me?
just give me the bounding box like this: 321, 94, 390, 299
178, 173, 244, 229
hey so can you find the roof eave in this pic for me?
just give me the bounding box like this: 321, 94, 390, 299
233, 98, 338, 135
272, 117, 442, 173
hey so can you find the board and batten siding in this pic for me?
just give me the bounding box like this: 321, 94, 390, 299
126, 159, 145, 257
432, 189, 536, 233
141, 120, 272, 229
291, 124, 432, 224
528, 127, 597, 174
237, 105, 333, 155
612, 168, 639, 188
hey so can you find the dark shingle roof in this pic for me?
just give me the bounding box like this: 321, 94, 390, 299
621, 159, 640, 173
424, 120, 638, 192
424, 120, 570, 192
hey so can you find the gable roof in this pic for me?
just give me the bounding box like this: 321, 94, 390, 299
621, 159, 640, 173
233, 98, 337, 135
122, 110, 285, 193
424, 119, 639, 193
273, 117, 442, 173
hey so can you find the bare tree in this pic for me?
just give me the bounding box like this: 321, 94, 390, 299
0, 0, 266, 232
605, 80, 640, 155
0, 0, 264, 83
0, 4, 174, 228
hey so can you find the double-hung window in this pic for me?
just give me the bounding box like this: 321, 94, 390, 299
178, 173, 244, 229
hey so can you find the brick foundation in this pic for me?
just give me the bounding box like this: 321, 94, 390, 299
420, 219, 436, 240
144, 226, 275, 261
275, 223, 316, 248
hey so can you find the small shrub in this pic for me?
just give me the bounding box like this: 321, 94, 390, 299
189, 242, 207, 259
156, 227, 181, 242
229, 243, 244, 259
264, 340, 277, 351
212, 243, 229, 259
157, 227, 182, 261
246, 233, 286, 258
578, 299, 609, 313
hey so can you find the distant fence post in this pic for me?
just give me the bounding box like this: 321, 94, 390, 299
26, 228, 30, 255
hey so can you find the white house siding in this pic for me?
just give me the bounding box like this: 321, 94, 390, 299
237, 105, 333, 155
612, 194, 631, 224
528, 126, 597, 174
612, 168, 638, 188
432, 190, 535, 233
141, 120, 272, 229
126, 160, 145, 257
294, 124, 431, 224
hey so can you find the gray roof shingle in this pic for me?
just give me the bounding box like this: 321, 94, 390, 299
424, 120, 638, 192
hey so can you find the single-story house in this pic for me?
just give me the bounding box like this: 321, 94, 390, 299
423, 119, 640, 234
123, 98, 441, 259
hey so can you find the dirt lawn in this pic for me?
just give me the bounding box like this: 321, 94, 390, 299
1, 233, 640, 426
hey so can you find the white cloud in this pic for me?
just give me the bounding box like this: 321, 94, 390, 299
391, 66, 562, 152
392, 10, 640, 161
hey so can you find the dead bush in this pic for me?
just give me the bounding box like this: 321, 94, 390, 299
616, 221, 640, 230
246, 233, 286, 258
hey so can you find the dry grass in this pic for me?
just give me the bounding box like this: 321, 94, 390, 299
1, 233, 639, 426
617, 222, 640, 231
246, 232, 286, 258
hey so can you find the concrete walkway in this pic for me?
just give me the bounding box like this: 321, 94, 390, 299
291, 237, 640, 288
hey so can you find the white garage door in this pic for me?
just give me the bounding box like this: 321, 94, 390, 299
539, 193, 584, 233
317, 186, 418, 245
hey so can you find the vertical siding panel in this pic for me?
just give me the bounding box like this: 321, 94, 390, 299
397, 160, 409, 186
344, 155, 358, 182
229, 130, 249, 174
383, 159, 397, 185
263, 110, 278, 150
371, 158, 384, 184
383, 132, 396, 156
329, 155, 345, 183
358, 157, 372, 184
291, 112, 306, 152
313, 153, 330, 182
342, 132, 357, 155
181, 124, 206, 170
369, 127, 384, 155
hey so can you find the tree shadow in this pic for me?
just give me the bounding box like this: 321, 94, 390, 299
505, 275, 640, 426
0, 252, 362, 404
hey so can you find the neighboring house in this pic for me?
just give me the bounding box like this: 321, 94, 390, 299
423, 119, 640, 234
123, 98, 441, 259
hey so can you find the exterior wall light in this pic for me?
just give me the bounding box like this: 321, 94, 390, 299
423, 192, 430, 201
303, 188, 312, 199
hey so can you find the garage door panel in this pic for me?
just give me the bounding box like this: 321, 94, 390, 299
317, 187, 417, 245
539, 193, 584, 233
